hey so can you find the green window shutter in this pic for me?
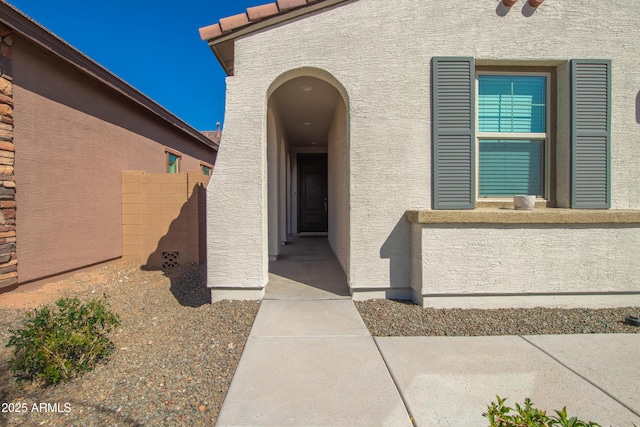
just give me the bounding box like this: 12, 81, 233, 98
432, 57, 475, 209
571, 59, 611, 209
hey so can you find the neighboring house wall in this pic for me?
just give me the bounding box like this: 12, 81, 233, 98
205, 0, 640, 305
122, 171, 209, 268
7, 22, 216, 286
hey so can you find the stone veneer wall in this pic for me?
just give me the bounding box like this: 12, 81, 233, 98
0, 23, 16, 289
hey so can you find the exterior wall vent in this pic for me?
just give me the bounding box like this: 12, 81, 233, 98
162, 251, 180, 268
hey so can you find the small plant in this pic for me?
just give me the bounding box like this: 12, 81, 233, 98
483, 396, 601, 427
5, 295, 120, 385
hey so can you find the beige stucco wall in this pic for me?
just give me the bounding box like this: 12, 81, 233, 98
327, 97, 349, 275
413, 223, 640, 308
267, 104, 290, 260
409, 210, 640, 307
207, 0, 640, 299
207, 74, 268, 298
13, 35, 216, 284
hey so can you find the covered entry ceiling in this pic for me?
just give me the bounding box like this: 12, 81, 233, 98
271, 76, 339, 148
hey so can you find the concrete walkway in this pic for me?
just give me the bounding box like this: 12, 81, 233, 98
216, 237, 640, 426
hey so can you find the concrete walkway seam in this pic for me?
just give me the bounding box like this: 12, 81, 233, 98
519, 335, 640, 418
372, 337, 417, 427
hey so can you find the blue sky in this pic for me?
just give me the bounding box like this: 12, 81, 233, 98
7, 0, 268, 131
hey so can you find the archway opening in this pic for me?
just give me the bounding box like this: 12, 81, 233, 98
266, 72, 350, 287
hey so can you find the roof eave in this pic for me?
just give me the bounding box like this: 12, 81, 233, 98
202, 0, 353, 77
210, 41, 235, 76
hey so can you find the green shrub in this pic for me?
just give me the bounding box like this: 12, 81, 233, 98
5, 295, 120, 385
483, 396, 601, 427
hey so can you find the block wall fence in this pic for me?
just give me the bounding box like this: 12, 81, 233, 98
122, 171, 209, 268
0, 24, 16, 289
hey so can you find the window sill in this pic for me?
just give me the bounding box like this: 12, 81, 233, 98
476, 199, 548, 209
406, 209, 640, 225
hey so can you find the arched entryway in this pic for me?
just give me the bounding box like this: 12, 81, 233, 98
266, 68, 350, 294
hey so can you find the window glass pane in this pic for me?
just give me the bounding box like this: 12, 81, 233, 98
478, 75, 546, 133
168, 153, 178, 173
201, 165, 211, 176
479, 139, 544, 197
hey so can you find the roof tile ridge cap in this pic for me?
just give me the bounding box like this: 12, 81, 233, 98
219, 11, 251, 33
198, 22, 222, 40
277, 0, 312, 12
247, 3, 280, 22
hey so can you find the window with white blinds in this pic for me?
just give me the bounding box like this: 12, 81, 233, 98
477, 74, 548, 198
432, 58, 610, 210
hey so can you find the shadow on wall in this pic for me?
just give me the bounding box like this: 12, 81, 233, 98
122, 171, 209, 307
145, 182, 209, 307
636, 91, 640, 124
495, 1, 540, 17
379, 215, 412, 293
495, 2, 511, 17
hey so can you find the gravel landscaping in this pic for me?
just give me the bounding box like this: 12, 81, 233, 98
0, 261, 259, 426
355, 299, 640, 337
2, 261, 639, 426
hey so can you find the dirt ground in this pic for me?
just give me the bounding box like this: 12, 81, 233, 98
0, 265, 113, 310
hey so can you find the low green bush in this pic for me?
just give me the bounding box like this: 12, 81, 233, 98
483, 396, 601, 427
5, 295, 120, 385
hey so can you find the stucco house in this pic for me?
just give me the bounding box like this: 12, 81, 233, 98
200, 0, 640, 308
0, 2, 217, 291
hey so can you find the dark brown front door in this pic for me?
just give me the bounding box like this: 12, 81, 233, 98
298, 154, 328, 232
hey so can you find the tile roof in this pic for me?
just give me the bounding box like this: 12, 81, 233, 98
201, 129, 222, 146
199, 0, 329, 42
199, 0, 351, 75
